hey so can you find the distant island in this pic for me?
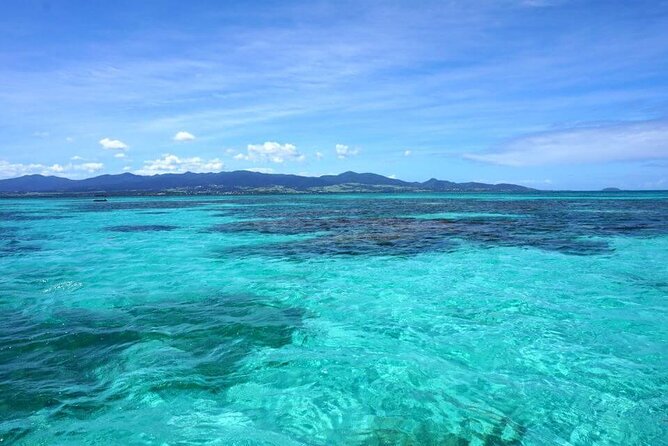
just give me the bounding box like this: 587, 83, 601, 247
0, 170, 535, 195
601, 187, 622, 192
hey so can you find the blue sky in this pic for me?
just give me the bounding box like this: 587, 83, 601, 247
1, 0, 667, 189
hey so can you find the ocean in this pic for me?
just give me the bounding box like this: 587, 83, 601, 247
1, 192, 666, 445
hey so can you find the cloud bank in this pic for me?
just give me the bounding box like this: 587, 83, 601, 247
465, 121, 668, 166
244, 167, 275, 174
135, 154, 223, 175
0, 160, 104, 178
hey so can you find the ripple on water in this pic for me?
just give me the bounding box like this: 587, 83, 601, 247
0, 295, 304, 442
1, 193, 666, 444
105, 225, 179, 232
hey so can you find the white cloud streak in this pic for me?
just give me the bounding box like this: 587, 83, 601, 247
465, 121, 668, 166
244, 167, 275, 174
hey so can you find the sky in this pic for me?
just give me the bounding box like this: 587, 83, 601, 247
1, 0, 667, 190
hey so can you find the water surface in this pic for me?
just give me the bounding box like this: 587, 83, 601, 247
1, 192, 667, 445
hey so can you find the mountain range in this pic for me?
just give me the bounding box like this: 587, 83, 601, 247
0, 171, 534, 194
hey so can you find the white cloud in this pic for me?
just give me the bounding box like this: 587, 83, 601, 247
48, 164, 65, 173
99, 137, 128, 151
33, 131, 50, 138
0, 160, 50, 178
235, 141, 304, 164
71, 155, 84, 161
0, 160, 104, 178
114, 152, 126, 158
244, 167, 275, 174
315, 151, 324, 160
465, 120, 668, 166
335, 144, 359, 159
173, 131, 196, 142
135, 153, 223, 175
404, 150, 412, 156
65, 136, 75, 143
76, 162, 104, 173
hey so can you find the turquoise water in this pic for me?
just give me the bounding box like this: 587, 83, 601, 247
1, 192, 667, 445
